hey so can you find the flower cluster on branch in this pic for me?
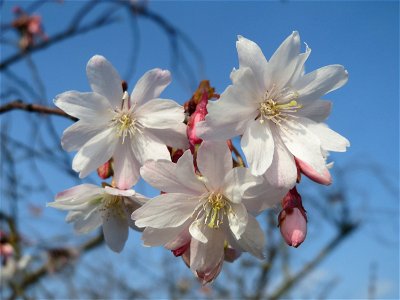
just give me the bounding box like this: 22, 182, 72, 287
48, 31, 349, 284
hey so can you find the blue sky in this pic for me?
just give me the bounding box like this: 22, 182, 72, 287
1, 1, 399, 298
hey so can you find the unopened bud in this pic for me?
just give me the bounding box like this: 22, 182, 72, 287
97, 159, 113, 179
187, 92, 208, 147
278, 187, 307, 248
295, 157, 332, 185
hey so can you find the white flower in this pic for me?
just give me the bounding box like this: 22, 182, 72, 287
55, 55, 187, 189
197, 32, 350, 189
132, 141, 283, 280
48, 184, 147, 252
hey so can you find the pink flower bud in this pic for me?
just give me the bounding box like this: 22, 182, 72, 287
187, 92, 208, 147
278, 187, 307, 248
97, 159, 113, 179
295, 157, 332, 185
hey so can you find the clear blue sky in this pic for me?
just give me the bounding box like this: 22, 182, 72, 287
1, 1, 399, 298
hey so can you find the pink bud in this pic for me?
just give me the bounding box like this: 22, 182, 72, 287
97, 160, 113, 179
295, 157, 332, 185
278, 187, 307, 248
187, 92, 208, 147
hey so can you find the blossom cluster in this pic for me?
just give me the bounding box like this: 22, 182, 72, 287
49, 31, 349, 284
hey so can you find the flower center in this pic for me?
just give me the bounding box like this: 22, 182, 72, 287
258, 85, 302, 125
101, 195, 125, 219
203, 192, 231, 229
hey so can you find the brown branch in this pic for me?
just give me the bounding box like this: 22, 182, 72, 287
0, 100, 77, 121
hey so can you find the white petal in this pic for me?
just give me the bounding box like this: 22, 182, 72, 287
54, 184, 101, 202
265, 31, 301, 89
189, 219, 208, 243
289, 43, 311, 83
236, 35, 268, 91
61, 120, 109, 152
113, 142, 141, 189
73, 207, 102, 234
130, 131, 171, 165
142, 226, 186, 247
164, 224, 191, 250
104, 186, 135, 197
102, 208, 128, 253
228, 203, 248, 240
86, 55, 123, 108
147, 123, 189, 149
241, 120, 274, 176
299, 118, 350, 152
131, 68, 171, 106
294, 65, 349, 101
197, 141, 232, 191
234, 214, 265, 259
279, 119, 326, 175
140, 151, 205, 195
296, 99, 332, 122
264, 132, 297, 189
190, 226, 225, 274
72, 127, 118, 178
196, 117, 250, 142
54, 91, 112, 121
136, 99, 184, 129
223, 167, 262, 204
132, 193, 198, 228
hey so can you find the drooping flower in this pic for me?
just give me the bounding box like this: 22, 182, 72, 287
48, 184, 147, 252
197, 32, 350, 189
55, 55, 187, 189
278, 187, 307, 248
132, 141, 283, 283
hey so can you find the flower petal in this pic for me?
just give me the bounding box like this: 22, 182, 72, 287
131, 68, 171, 106
54, 91, 113, 121
228, 203, 248, 240
289, 43, 311, 84
189, 219, 208, 243
234, 214, 265, 259
142, 226, 186, 247
132, 193, 198, 228
236, 35, 268, 91
147, 123, 189, 149
294, 65, 348, 101
223, 167, 262, 204
86, 55, 123, 108
73, 207, 102, 234
61, 120, 109, 152
136, 99, 184, 129
197, 141, 232, 191
102, 208, 128, 253
140, 150, 205, 195
296, 99, 332, 122
279, 119, 326, 175
130, 130, 171, 165
54, 184, 101, 202
265, 31, 301, 89
299, 117, 350, 152
104, 186, 135, 197
241, 120, 274, 176
113, 142, 141, 189
72, 127, 118, 178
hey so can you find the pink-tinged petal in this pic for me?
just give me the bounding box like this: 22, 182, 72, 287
279, 207, 307, 248
241, 120, 274, 176
72, 127, 118, 178
296, 157, 332, 185
223, 167, 262, 204
279, 119, 326, 176
294, 65, 348, 101
141, 226, 187, 247
54, 91, 113, 121
113, 142, 141, 189
140, 150, 205, 195
147, 123, 189, 149
236, 35, 268, 91
132, 193, 198, 228
265, 31, 301, 89
131, 68, 171, 106
197, 141, 232, 190
264, 132, 297, 189
164, 225, 191, 250
190, 226, 225, 282
61, 120, 109, 152
104, 186, 135, 197
130, 131, 171, 165
299, 117, 350, 152
86, 55, 123, 108
296, 99, 332, 122
227, 203, 248, 240
135, 99, 185, 129
196, 117, 250, 142
233, 214, 265, 259
102, 207, 129, 253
